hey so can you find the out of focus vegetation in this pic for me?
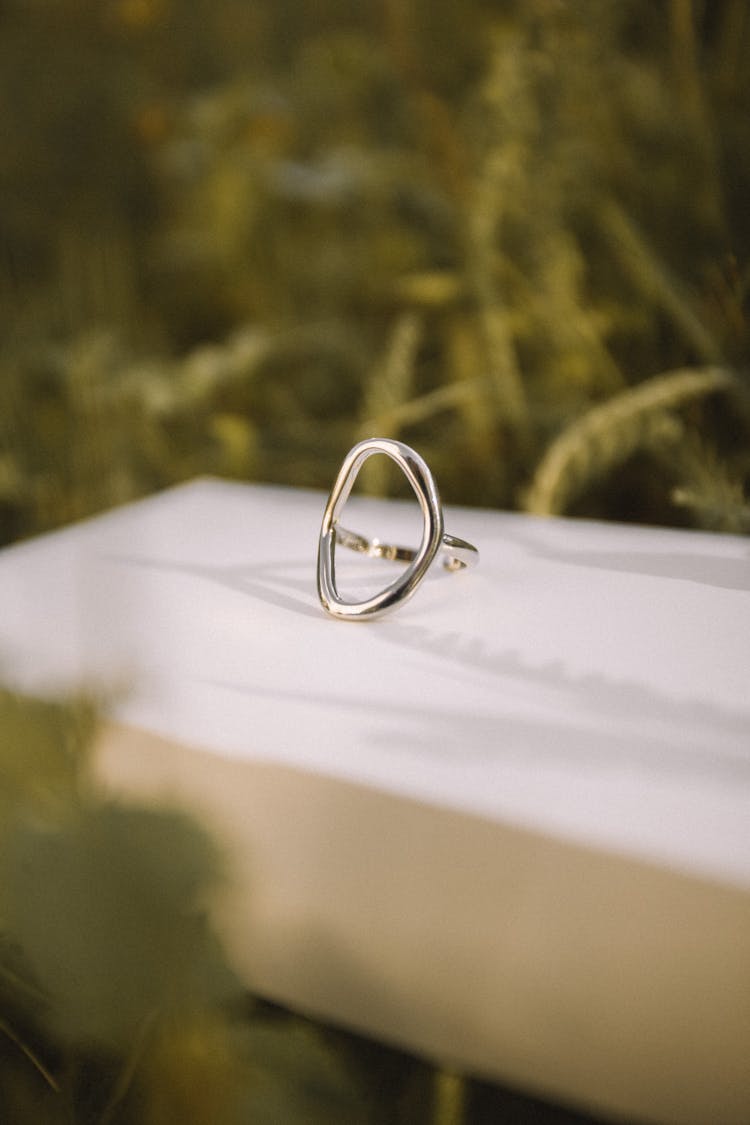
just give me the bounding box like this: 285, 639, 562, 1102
0, 686, 372, 1123
1, 0, 749, 543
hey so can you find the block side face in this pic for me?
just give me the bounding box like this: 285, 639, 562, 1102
98, 724, 750, 1125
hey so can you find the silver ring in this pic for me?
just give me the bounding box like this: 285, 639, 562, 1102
317, 438, 479, 620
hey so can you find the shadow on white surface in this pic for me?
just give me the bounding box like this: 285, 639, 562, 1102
107, 547, 750, 784
206, 671, 750, 784
500, 524, 750, 592
108, 552, 321, 619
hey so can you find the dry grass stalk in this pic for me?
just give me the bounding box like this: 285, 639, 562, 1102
464, 35, 532, 433
356, 311, 423, 493
599, 199, 721, 363
525, 365, 738, 516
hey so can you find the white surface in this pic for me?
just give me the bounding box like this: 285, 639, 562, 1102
2, 477, 748, 887
2, 478, 750, 1125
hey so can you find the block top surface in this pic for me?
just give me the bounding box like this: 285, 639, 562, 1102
1, 478, 748, 888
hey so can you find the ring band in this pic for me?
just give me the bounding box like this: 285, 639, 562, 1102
317, 437, 479, 620
335, 526, 479, 572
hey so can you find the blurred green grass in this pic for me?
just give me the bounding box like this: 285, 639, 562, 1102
0, 0, 748, 545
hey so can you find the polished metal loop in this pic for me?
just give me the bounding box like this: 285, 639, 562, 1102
317, 438, 478, 620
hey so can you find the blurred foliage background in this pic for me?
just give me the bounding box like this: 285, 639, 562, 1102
1, 0, 749, 544
1, 2, 750, 1123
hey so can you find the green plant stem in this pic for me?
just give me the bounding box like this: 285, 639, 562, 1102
98, 1009, 159, 1125
599, 199, 721, 363
432, 1068, 467, 1125
0, 1016, 60, 1093
360, 376, 488, 435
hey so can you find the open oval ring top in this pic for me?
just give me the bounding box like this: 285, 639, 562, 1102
317, 437, 479, 620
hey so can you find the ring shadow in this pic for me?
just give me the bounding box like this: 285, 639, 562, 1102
107, 552, 322, 619
107, 549, 750, 782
